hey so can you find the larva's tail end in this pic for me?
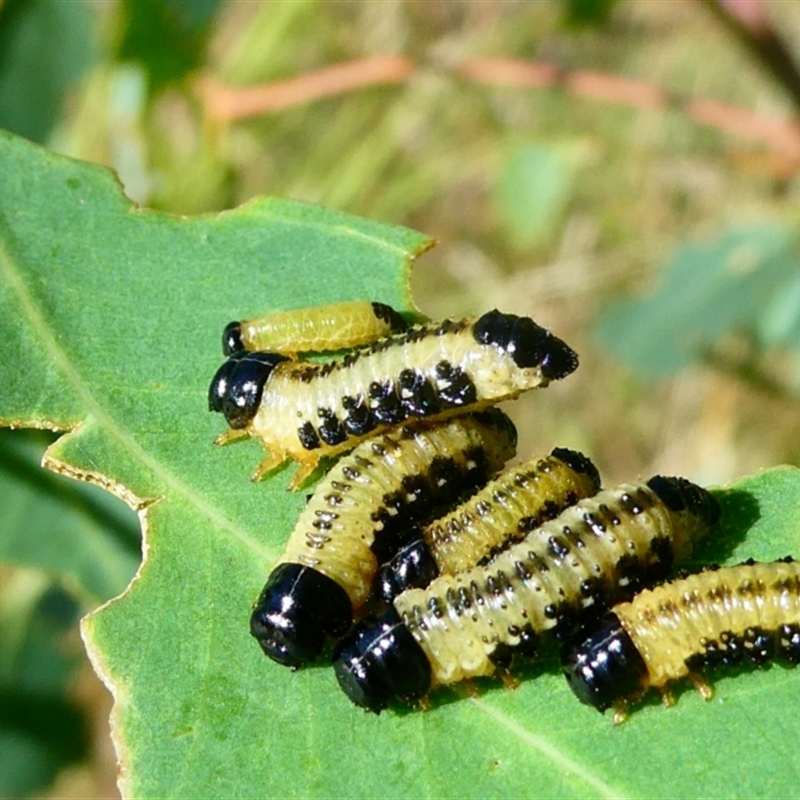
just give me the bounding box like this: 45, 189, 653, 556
222, 320, 244, 356
250, 563, 352, 668
333, 608, 432, 713
646, 476, 721, 529
562, 613, 648, 714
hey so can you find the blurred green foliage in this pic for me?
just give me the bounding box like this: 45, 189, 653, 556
2, 0, 800, 796
0, 0, 95, 143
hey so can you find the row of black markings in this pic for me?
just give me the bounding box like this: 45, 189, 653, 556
208, 300, 800, 722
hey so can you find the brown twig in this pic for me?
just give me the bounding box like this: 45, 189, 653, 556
458, 57, 800, 165
196, 55, 416, 122
698, 0, 800, 114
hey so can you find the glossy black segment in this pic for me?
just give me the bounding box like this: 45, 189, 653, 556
398, 369, 441, 417
368, 381, 405, 425
472, 309, 578, 379
341, 394, 375, 437
250, 563, 353, 668
297, 421, 321, 451
208, 350, 290, 428
371, 302, 408, 332
317, 409, 348, 446
333, 608, 432, 713
222, 320, 245, 356
208, 353, 243, 413
646, 476, 721, 526
562, 612, 648, 712
378, 538, 440, 603
435, 360, 478, 407
550, 447, 602, 491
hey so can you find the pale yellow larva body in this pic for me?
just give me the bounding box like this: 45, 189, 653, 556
393, 480, 716, 687
229, 301, 407, 355
212, 311, 577, 487
425, 449, 601, 575
615, 559, 800, 691
274, 411, 517, 608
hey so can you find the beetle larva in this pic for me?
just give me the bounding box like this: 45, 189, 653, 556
221, 301, 409, 356
377, 447, 602, 602
562, 557, 800, 722
249, 409, 518, 668
208, 309, 578, 489
333, 476, 720, 712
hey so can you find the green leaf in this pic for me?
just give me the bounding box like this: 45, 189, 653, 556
116, 0, 221, 91
3, 129, 800, 798
0, 575, 88, 798
493, 143, 575, 250
0, 0, 96, 143
0, 429, 139, 605
595, 224, 800, 377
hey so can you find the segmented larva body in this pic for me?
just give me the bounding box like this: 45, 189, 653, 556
377, 448, 602, 602
209, 310, 578, 487
221, 301, 408, 356
427, 448, 602, 574
563, 558, 800, 719
333, 477, 720, 712
250, 410, 518, 668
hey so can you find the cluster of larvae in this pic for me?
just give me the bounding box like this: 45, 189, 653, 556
208, 301, 796, 722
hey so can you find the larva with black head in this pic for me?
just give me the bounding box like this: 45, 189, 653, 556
562, 557, 800, 722
250, 409, 518, 668
209, 309, 578, 488
333, 476, 720, 713
221, 300, 409, 356
377, 447, 602, 603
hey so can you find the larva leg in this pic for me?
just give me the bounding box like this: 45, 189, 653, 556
215, 429, 250, 446
417, 696, 432, 712
658, 688, 676, 708
612, 704, 629, 726
285, 460, 322, 492
497, 669, 519, 691
250, 452, 289, 483
689, 673, 714, 700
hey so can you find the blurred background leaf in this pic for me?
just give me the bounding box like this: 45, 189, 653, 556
2, 0, 800, 796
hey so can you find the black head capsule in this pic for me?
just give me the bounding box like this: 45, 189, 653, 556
377, 537, 440, 604
646, 475, 721, 527
250, 562, 353, 668
333, 608, 432, 713
222, 321, 245, 356
472, 309, 578, 379
550, 447, 602, 491
562, 612, 648, 712
208, 350, 290, 429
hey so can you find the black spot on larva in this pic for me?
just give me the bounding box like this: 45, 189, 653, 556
317, 408, 348, 446
221, 320, 244, 355
472, 309, 579, 378
398, 369, 441, 417
779, 623, 800, 663
341, 394, 376, 437
435, 360, 478, 407
297, 421, 321, 451
562, 612, 649, 712
371, 302, 408, 332
209, 351, 290, 428
368, 380, 405, 425
429, 455, 461, 490
436, 319, 469, 336
548, 536, 571, 560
